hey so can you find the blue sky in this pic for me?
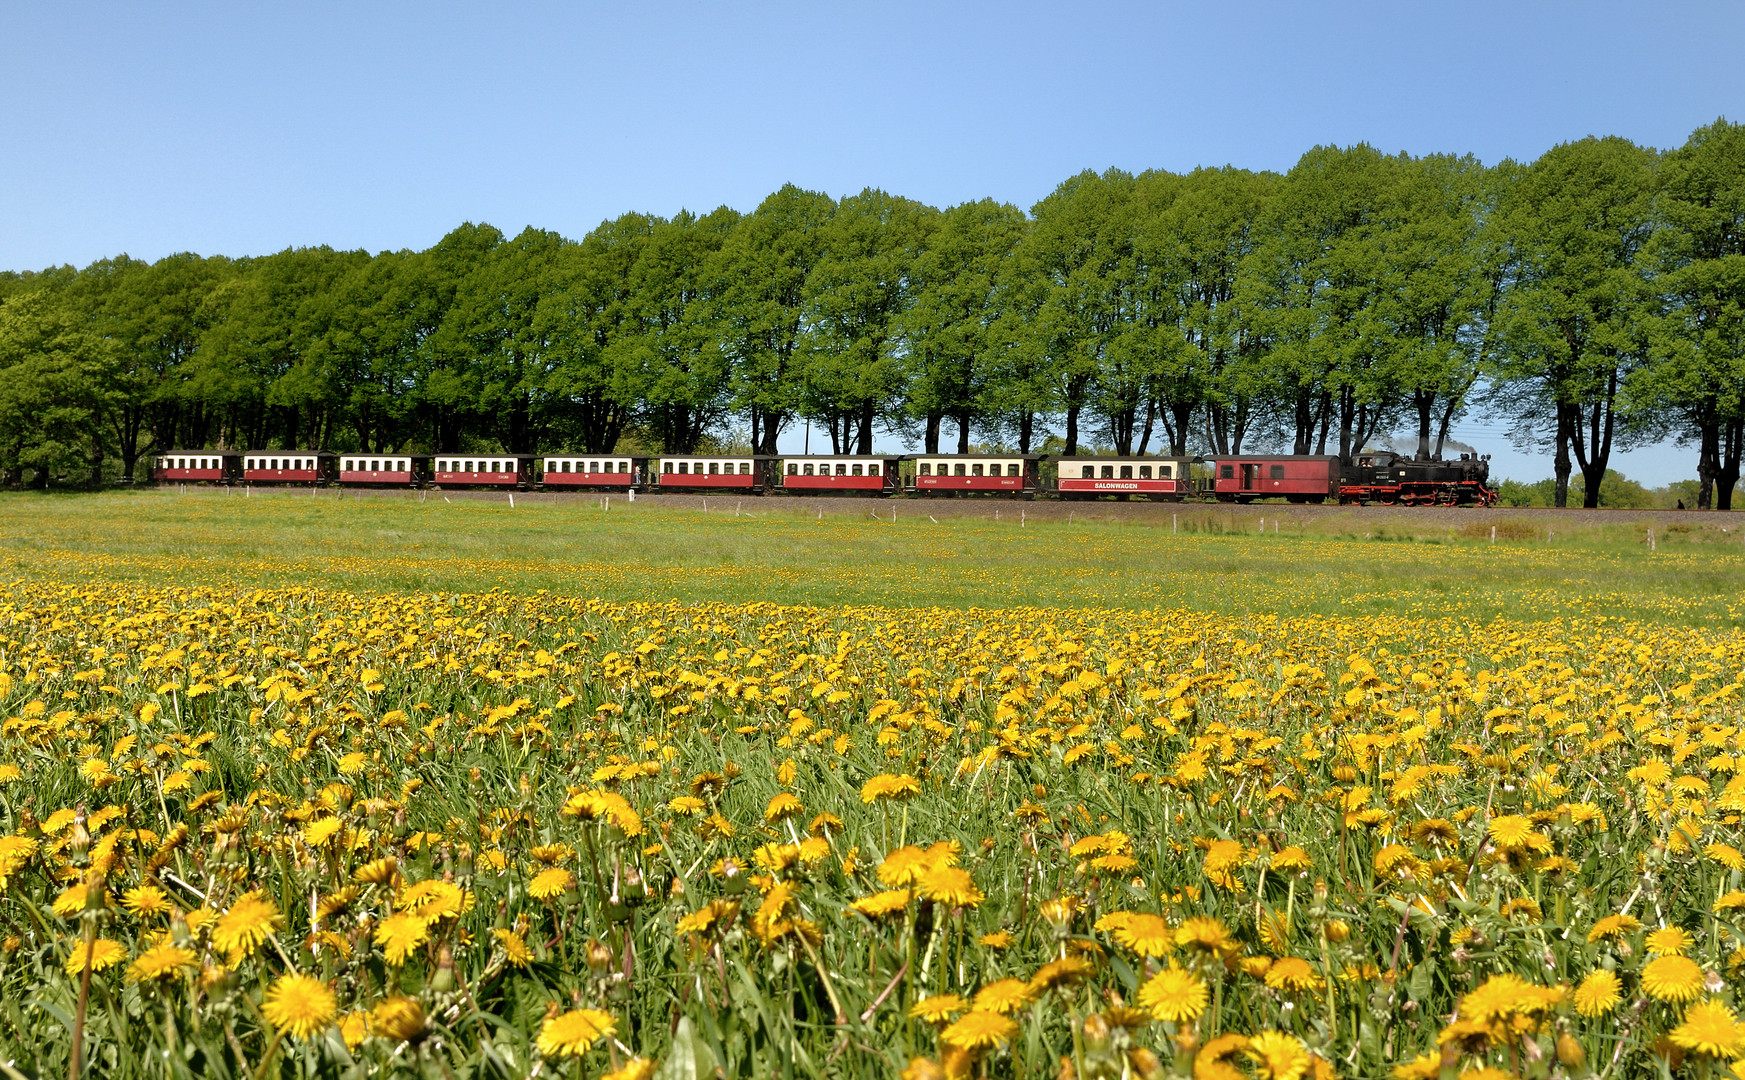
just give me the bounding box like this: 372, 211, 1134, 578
4, 2, 1741, 481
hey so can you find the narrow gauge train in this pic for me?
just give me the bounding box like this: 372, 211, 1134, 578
1206, 451, 1495, 506
150, 448, 1494, 504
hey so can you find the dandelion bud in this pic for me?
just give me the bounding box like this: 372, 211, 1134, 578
1325, 919, 1351, 943
1556, 1033, 1585, 1068
1332, 766, 1357, 783
1081, 1011, 1110, 1049
428, 945, 456, 992
68, 806, 91, 861
585, 938, 614, 973
900, 1058, 944, 1080
372, 996, 427, 1044
392, 809, 409, 841
170, 911, 192, 947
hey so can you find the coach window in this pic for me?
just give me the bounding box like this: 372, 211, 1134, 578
851, 464, 863, 476
1270, 465, 1285, 480
831, 463, 843, 476
1220, 465, 1234, 479
869, 462, 881, 476
1159, 465, 1172, 478
1139, 465, 1152, 479
1120, 465, 1133, 479
1101, 465, 1114, 479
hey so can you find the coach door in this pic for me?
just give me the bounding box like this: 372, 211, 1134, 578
1241, 464, 1258, 491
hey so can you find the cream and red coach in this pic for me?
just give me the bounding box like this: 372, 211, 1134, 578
242, 452, 333, 485
777, 456, 901, 495
1054, 456, 1194, 500
909, 455, 1040, 496
431, 455, 535, 488
152, 451, 239, 483
654, 456, 762, 490
540, 456, 642, 489
337, 454, 427, 486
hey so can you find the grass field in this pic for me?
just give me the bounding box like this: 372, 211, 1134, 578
3, 490, 1745, 1079
3, 489, 1743, 626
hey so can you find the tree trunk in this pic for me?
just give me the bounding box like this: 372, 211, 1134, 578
1064, 404, 1080, 457
1018, 412, 1033, 455
856, 400, 874, 455
956, 413, 971, 455
1718, 414, 1743, 511
924, 412, 942, 454
1136, 398, 1156, 456
1553, 405, 1574, 509
1697, 405, 1720, 510
1413, 390, 1435, 460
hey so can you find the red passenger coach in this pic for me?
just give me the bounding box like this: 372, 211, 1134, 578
242, 452, 332, 485
541, 455, 642, 489
654, 456, 763, 490
152, 451, 239, 483
337, 454, 427, 487
1054, 456, 1193, 500
908, 455, 1039, 496
777, 456, 901, 495
431, 455, 534, 488
1208, 455, 1339, 503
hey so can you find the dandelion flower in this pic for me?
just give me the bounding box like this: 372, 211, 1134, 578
1137, 965, 1208, 1023
120, 885, 172, 918
493, 928, 532, 968
765, 792, 803, 822
849, 889, 912, 920
1646, 926, 1693, 956
971, 978, 1034, 1015
1030, 956, 1094, 992
859, 773, 921, 804
127, 944, 195, 983
1642, 954, 1707, 1003
1111, 913, 1174, 958
371, 996, 427, 1044
876, 846, 931, 887
940, 1010, 1017, 1051
1587, 913, 1641, 943
64, 938, 126, 976
537, 1008, 617, 1058
529, 868, 575, 901
212, 893, 282, 957
1175, 916, 1238, 958
920, 866, 984, 908
1264, 957, 1324, 993
908, 994, 969, 1024
1568, 970, 1619, 1019
1246, 1031, 1312, 1080
1486, 815, 1537, 850
261, 974, 337, 1039
373, 912, 430, 966
604, 1059, 656, 1080
1669, 998, 1745, 1059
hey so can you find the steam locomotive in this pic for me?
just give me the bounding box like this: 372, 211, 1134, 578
149, 448, 1495, 506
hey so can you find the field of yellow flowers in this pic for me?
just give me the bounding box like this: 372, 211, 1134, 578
4, 499, 1745, 1078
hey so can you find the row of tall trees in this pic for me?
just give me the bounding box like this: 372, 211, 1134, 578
3, 121, 1742, 506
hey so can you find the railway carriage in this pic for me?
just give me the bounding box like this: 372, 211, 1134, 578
337, 454, 427, 487
908, 455, 1041, 496
776, 456, 902, 495
242, 451, 333, 486
1207, 455, 1340, 503
430, 455, 536, 489
152, 451, 239, 484
653, 456, 764, 490
541, 455, 643, 490
1054, 456, 1194, 500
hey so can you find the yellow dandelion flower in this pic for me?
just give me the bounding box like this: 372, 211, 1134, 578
1137, 964, 1207, 1023
120, 885, 172, 918
604, 1058, 656, 1080
1587, 913, 1642, 944
1670, 998, 1745, 1059
1642, 954, 1707, 1003
920, 865, 984, 908
971, 978, 1034, 1015
211, 893, 282, 957
529, 867, 576, 901
537, 1008, 617, 1058
126, 944, 195, 983
1577, 970, 1626, 1025
373, 912, 430, 966
493, 928, 532, 968
849, 889, 912, 920
1646, 926, 1694, 956
1110, 912, 1174, 958
65, 938, 126, 976
940, 1010, 1017, 1051
260, 974, 337, 1040
1264, 956, 1325, 993
1245, 1031, 1312, 1080
908, 994, 969, 1024
371, 996, 427, 1044
765, 792, 803, 822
